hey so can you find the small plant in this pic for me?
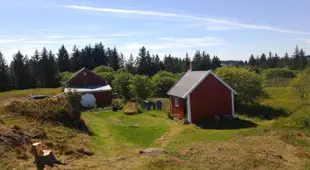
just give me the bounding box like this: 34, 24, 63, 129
167, 112, 174, 120
111, 99, 124, 111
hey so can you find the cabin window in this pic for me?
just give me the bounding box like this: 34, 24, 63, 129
174, 97, 179, 107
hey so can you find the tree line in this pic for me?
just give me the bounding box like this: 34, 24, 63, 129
248, 46, 308, 70
0, 42, 308, 92
0, 43, 222, 91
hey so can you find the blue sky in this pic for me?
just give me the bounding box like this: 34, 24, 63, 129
1, 0, 310, 61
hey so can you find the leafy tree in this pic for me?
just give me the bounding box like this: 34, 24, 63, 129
152, 71, 177, 97
291, 68, 310, 102
112, 72, 133, 100
129, 75, 154, 101
0, 52, 10, 91
216, 67, 264, 104
58, 71, 74, 85
57, 44, 70, 72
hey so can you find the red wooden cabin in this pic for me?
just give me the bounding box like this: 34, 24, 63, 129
167, 70, 237, 123
63, 68, 112, 107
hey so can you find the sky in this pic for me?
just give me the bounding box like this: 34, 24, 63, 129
0, 0, 310, 62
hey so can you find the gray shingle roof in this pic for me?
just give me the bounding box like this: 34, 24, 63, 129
167, 71, 209, 98
167, 70, 237, 98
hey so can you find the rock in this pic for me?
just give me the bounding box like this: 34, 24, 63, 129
159, 136, 164, 140
77, 148, 94, 156
139, 148, 167, 156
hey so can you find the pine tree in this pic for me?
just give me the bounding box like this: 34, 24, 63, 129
29, 50, 42, 87
11, 51, 31, 89
200, 51, 211, 70
299, 48, 307, 69
282, 52, 290, 68
0, 51, 10, 91
70, 45, 81, 72
211, 55, 221, 70
80, 45, 94, 69
46, 50, 58, 87
192, 51, 202, 71
125, 53, 136, 74
184, 53, 191, 70
274, 53, 280, 68
110, 47, 121, 70
40, 47, 49, 87
260, 53, 267, 68
136, 46, 152, 75
57, 45, 70, 72
249, 54, 256, 67
292, 46, 300, 69
93, 42, 107, 67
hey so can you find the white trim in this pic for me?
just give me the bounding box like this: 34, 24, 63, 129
187, 95, 192, 123
182, 70, 237, 98
64, 85, 112, 93
231, 91, 235, 117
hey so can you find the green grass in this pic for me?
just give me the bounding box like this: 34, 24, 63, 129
82, 110, 170, 150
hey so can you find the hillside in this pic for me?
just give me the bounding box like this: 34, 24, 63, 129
0, 87, 310, 170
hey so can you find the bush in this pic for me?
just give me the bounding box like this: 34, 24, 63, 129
291, 68, 310, 102
129, 75, 154, 101
152, 71, 177, 97
93, 65, 114, 73
111, 99, 124, 111
58, 72, 74, 85
97, 72, 115, 85
112, 72, 133, 100
262, 68, 296, 80
216, 67, 264, 104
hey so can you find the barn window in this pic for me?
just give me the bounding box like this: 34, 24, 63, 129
174, 97, 179, 107
83, 72, 87, 76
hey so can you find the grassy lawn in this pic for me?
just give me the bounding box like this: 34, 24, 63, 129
1, 86, 310, 169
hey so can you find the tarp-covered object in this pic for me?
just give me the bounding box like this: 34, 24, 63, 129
80, 93, 96, 107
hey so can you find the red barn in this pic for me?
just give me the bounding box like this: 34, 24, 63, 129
63, 68, 112, 107
167, 70, 237, 123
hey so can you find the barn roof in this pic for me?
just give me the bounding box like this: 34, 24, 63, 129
64, 67, 106, 86
167, 70, 237, 98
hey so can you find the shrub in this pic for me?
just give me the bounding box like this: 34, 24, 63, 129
97, 72, 115, 85
93, 65, 114, 73
112, 72, 133, 100
152, 71, 177, 97
58, 72, 74, 85
291, 68, 310, 102
216, 67, 264, 104
111, 99, 124, 111
262, 68, 296, 80
129, 75, 154, 101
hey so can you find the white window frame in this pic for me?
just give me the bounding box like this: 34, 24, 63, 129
174, 97, 179, 107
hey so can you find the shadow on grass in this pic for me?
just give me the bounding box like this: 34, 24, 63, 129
236, 103, 290, 120
195, 117, 257, 130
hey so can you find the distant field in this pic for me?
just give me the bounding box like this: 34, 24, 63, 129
1, 87, 310, 169
0, 88, 62, 106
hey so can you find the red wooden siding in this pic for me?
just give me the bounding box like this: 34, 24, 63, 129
93, 91, 112, 107
190, 74, 232, 123
66, 69, 106, 87
171, 97, 185, 119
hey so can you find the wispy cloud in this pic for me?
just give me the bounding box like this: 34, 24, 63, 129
124, 37, 224, 51
111, 33, 133, 37
0, 39, 26, 43
65, 5, 310, 35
